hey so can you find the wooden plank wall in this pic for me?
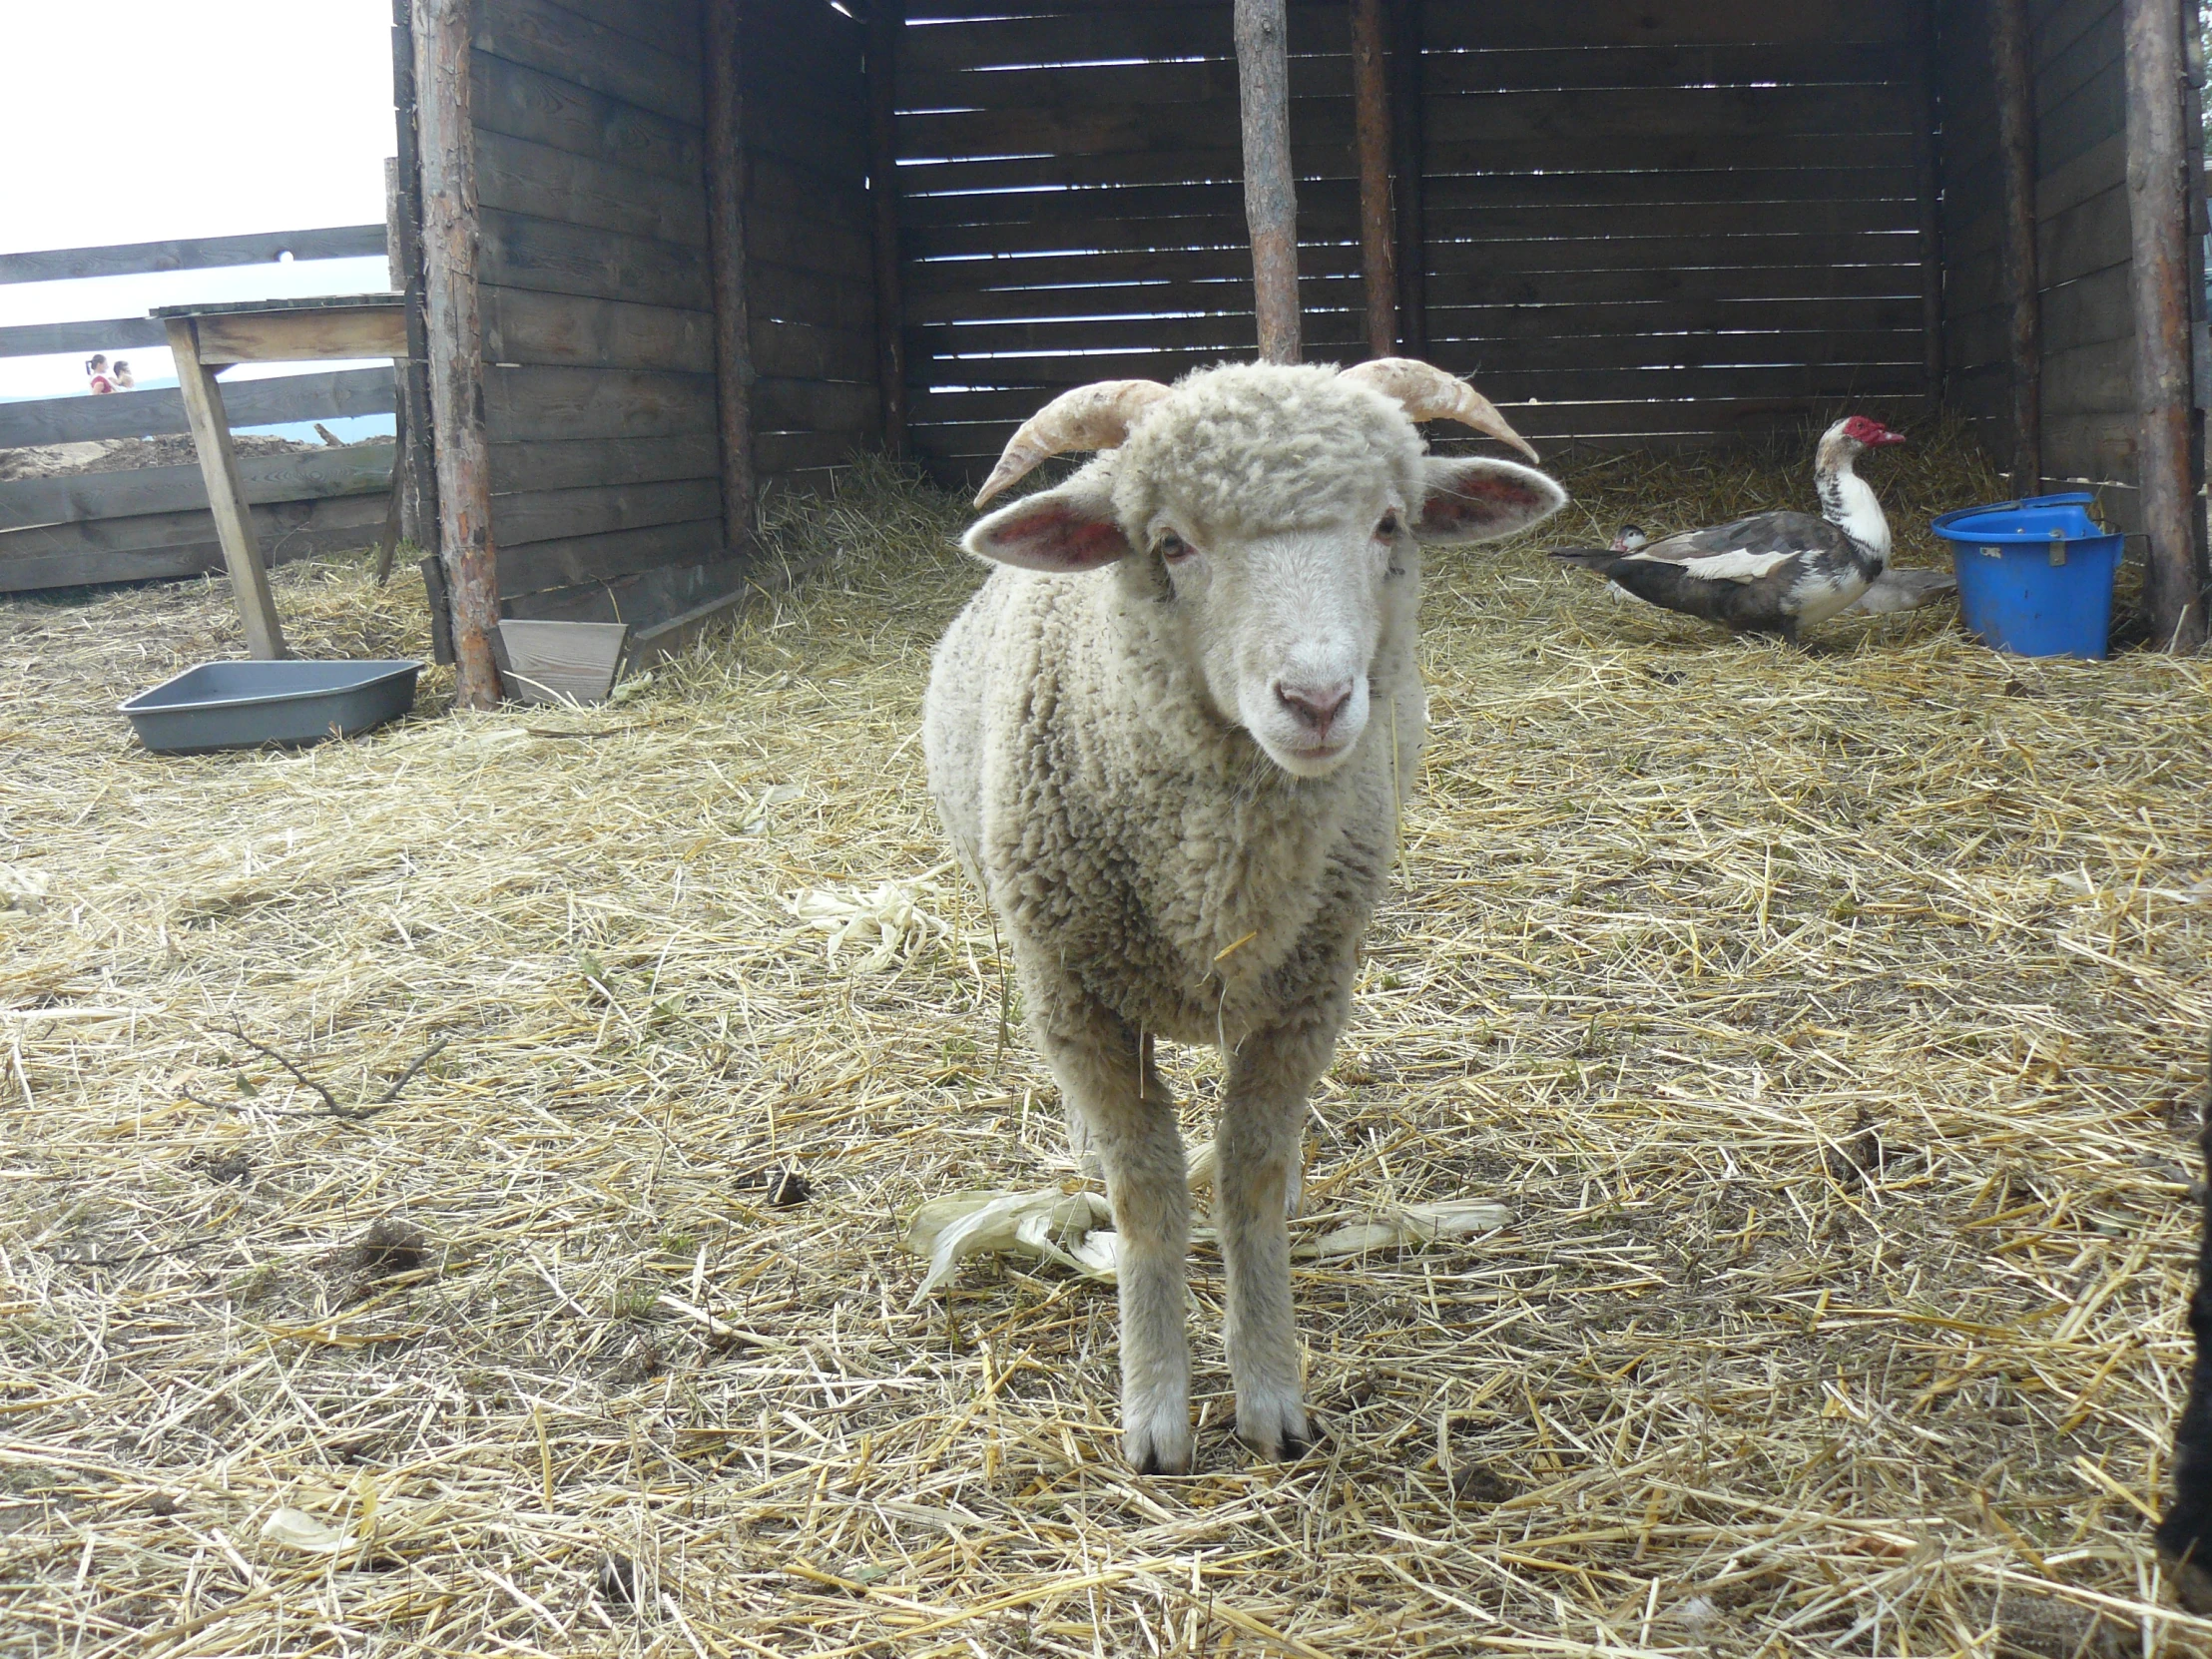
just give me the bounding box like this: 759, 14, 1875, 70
891, 0, 1940, 482
741, 0, 881, 482
894, 1, 1365, 482
1940, 0, 2136, 524
1417, 0, 1934, 448
469, 0, 730, 616
467, 0, 874, 621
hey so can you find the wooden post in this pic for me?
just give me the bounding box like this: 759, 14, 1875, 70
1235, 0, 1302, 363
1990, 0, 2041, 496
865, 0, 908, 458
704, 0, 758, 543
389, 1, 439, 561
412, 0, 500, 707
1351, 0, 1395, 359
2124, 0, 2209, 650
1910, 2, 1945, 401
163, 317, 286, 660
1386, 0, 1425, 359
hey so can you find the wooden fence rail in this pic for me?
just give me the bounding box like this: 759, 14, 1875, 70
0, 224, 399, 593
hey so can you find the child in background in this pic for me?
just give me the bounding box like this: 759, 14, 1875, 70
85, 353, 114, 393
110, 360, 135, 391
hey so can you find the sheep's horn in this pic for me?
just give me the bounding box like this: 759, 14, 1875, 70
973, 380, 1173, 506
1339, 357, 1541, 464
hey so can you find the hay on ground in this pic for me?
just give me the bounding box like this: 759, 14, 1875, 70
2, 432, 2210, 1657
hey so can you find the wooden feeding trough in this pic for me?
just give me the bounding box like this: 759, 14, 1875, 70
491, 619, 631, 706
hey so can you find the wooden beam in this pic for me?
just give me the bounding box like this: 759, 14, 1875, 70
0, 225, 385, 286
391, 0, 439, 560
414, 0, 502, 706
0, 367, 395, 450
1351, 0, 1394, 359
163, 318, 287, 660
1234, 0, 1301, 363
865, 0, 909, 456
192, 306, 406, 365
0, 317, 166, 358
2124, 0, 2209, 650
1990, 0, 2041, 495
704, 0, 759, 540
1386, 0, 1425, 358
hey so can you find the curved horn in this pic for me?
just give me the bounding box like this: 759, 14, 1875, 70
1339, 357, 1541, 464
973, 380, 1172, 506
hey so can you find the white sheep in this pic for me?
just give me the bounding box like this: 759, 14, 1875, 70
923, 359, 1566, 1473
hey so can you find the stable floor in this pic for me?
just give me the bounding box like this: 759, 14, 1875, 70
3, 442, 2210, 1657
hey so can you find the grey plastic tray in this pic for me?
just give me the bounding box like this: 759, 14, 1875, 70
120, 660, 422, 754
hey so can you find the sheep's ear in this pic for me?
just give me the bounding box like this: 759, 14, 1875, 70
1414, 457, 1567, 544
962, 471, 1133, 571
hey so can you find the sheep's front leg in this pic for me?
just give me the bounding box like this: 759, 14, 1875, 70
1216, 1016, 1335, 1460
1040, 1018, 1192, 1474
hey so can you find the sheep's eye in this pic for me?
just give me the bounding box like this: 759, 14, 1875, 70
1156, 531, 1193, 563
1376, 512, 1400, 539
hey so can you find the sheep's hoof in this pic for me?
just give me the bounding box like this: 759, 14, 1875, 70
1122, 1405, 1194, 1476
1237, 1393, 1312, 1463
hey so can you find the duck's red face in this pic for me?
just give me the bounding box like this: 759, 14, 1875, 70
1842, 415, 1907, 447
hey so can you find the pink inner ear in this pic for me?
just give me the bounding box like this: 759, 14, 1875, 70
982, 502, 1129, 569
1421, 473, 1541, 531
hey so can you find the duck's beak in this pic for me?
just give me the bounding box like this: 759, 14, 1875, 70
1869, 427, 1909, 447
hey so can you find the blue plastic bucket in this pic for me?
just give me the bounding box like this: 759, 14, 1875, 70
1929, 492, 2124, 659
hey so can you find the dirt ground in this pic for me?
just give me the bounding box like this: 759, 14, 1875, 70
0, 432, 357, 483
2, 447, 2211, 1657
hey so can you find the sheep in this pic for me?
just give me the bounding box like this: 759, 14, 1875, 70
922, 358, 1567, 1473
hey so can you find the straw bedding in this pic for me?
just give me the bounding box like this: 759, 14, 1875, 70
3, 430, 2210, 1658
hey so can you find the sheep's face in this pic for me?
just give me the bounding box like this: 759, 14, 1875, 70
962, 364, 1566, 779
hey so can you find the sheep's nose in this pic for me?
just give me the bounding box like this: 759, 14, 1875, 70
1276, 679, 1354, 737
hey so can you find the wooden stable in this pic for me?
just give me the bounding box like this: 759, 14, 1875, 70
389, 0, 2212, 702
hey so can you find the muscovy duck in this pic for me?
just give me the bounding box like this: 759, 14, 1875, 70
1608, 524, 1954, 616
1549, 416, 1907, 640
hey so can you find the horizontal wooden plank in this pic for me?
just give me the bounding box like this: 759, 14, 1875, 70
2038, 183, 2130, 291
895, 101, 1356, 164
2037, 54, 2124, 178
193, 307, 406, 366
471, 55, 701, 185
2041, 337, 2132, 417
1425, 132, 1919, 175
905, 246, 1361, 298
489, 432, 721, 495
0, 492, 386, 589
475, 128, 708, 247
0, 316, 168, 359
753, 319, 877, 382
746, 260, 878, 332
751, 376, 879, 434
482, 364, 716, 442
477, 0, 703, 126
1424, 85, 1911, 146
1419, 0, 1917, 48
0, 442, 393, 531
745, 196, 875, 280
481, 285, 711, 372
493, 476, 722, 546
573, 0, 698, 61
1424, 262, 1925, 307
498, 515, 725, 597
749, 154, 871, 238
0, 366, 395, 449
0, 225, 384, 286
902, 271, 1351, 325
1422, 41, 1915, 94
478, 209, 712, 310
754, 428, 863, 475
2039, 263, 2133, 355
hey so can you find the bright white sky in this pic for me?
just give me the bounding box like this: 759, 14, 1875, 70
1, 1, 398, 414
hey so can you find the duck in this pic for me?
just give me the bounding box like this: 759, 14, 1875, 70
1606, 523, 1955, 617
1549, 416, 1907, 641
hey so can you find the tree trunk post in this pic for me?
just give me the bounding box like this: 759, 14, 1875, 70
865, 0, 908, 457
1910, 2, 1945, 401
1235, 0, 1302, 364
411, 0, 500, 707
1991, 0, 2041, 496
2124, 0, 2209, 650
705, 0, 758, 545
1352, 0, 1395, 359
389, 0, 438, 559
